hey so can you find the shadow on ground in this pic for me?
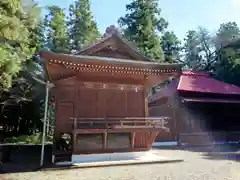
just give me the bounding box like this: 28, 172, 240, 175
0, 145, 53, 174
1, 144, 239, 174
155, 143, 240, 162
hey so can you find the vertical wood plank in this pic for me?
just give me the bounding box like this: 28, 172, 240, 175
73, 118, 77, 129
131, 132, 136, 148
144, 76, 149, 117
103, 131, 107, 149
73, 126, 77, 153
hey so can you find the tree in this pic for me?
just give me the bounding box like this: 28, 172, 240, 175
182, 22, 240, 86
118, 0, 168, 61
182, 27, 215, 71
44, 5, 70, 53
214, 45, 240, 86
213, 22, 240, 85
161, 31, 181, 63
68, 0, 100, 51
0, 0, 47, 140
215, 22, 240, 49
0, 0, 38, 90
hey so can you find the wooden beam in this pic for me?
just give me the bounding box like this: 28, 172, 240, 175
73, 128, 164, 134
76, 75, 145, 85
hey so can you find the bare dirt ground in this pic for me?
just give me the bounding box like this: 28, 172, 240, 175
2, 147, 240, 180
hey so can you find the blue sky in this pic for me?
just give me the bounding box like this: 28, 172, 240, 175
37, 0, 240, 41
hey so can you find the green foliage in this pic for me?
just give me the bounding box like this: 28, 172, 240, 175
118, 0, 167, 61
44, 5, 70, 53
68, 0, 101, 51
182, 22, 240, 85
4, 133, 52, 144
215, 22, 240, 49
212, 22, 240, 86
0, 0, 40, 90
214, 44, 240, 86
182, 27, 215, 71
161, 31, 181, 63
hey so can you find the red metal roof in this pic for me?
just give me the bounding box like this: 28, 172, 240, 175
177, 70, 240, 95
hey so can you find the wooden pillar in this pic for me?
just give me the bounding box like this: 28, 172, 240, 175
131, 132, 136, 148
73, 118, 77, 153
173, 86, 180, 145
103, 131, 107, 149
144, 75, 149, 117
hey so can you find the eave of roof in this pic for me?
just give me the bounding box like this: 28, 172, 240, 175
40, 51, 182, 70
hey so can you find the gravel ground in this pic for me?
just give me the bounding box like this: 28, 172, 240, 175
2, 148, 240, 180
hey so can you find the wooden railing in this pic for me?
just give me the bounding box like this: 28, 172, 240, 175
69, 117, 170, 132
68, 117, 170, 153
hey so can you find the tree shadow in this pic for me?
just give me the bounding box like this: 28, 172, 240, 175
182, 144, 240, 162
201, 151, 240, 161
0, 144, 53, 174
154, 143, 240, 162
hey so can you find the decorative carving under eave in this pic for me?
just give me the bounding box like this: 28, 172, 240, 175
49, 59, 179, 76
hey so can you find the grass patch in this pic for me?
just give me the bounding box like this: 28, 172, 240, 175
3, 133, 53, 145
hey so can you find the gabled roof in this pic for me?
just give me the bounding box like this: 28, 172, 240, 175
76, 26, 151, 62
177, 70, 240, 95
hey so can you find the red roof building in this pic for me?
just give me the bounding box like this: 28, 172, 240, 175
149, 70, 240, 104
177, 70, 240, 95
148, 70, 240, 144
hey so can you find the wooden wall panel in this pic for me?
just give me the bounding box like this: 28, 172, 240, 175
75, 134, 103, 151
149, 106, 176, 142
55, 101, 74, 134
134, 132, 147, 148
126, 90, 144, 117
75, 82, 144, 118
78, 88, 97, 117
106, 90, 126, 117
97, 89, 107, 117
107, 133, 131, 149
56, 87, 75, 101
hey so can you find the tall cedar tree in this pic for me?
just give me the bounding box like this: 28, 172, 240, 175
68, 0, 100, 51
0, 0, 40, 90
0, 1, 46, 138
214, 22, 240, 86
44, 6, 70, 53
118, 0, 168, 62
161, 31, 181, 63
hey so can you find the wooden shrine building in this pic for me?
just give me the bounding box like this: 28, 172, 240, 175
149, 70, 240, 145
39, 26, 182, 162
